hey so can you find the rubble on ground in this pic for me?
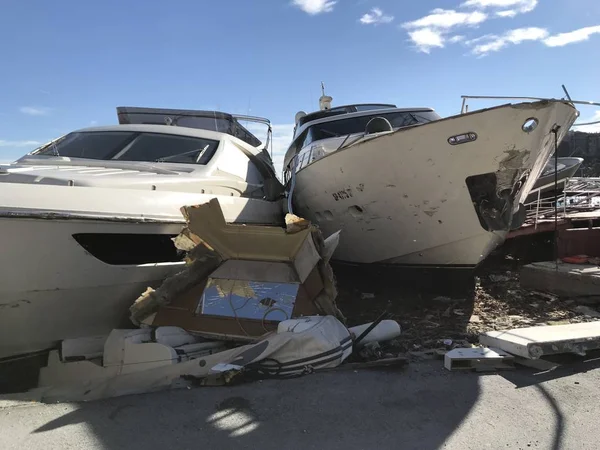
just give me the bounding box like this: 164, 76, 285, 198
335, 256, 600, 357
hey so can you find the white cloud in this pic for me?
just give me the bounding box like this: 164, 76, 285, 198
403, 8, 487, 30
19, 106, 51, 116
543, 25, 600, 47
461, 0, 538, 16
292, 0, 336, 15
449, 35, 466, 43
466, 24, 600, 56
469, 27, 548, 55
402, 8, 487, 52
0, 139, 42, 148
574, 111, 600, 133
407, 28, 445, 53
496, 10, 518, 17
360, 8, 394, 25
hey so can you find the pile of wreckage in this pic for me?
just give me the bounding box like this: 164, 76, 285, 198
9, 198, 600, 403
23, 199, 402, 403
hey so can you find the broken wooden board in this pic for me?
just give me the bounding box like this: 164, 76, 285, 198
444, 347, 515, 371
479, 321, 600, 359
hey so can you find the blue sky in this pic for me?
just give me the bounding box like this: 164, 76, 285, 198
1, 0, 599, 170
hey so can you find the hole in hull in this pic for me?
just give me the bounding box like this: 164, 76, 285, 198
73, 233, 182, 265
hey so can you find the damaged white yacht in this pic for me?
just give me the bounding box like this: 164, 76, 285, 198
0, 107, 284, 359
283, 92, 579, 267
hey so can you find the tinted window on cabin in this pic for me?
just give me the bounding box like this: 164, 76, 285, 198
35, 132, 136, 159
300, 110, 440, 149
34, 131, 220, 164
116, 133, 219, 164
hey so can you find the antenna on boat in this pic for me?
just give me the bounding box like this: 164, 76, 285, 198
319, 81, 333, 111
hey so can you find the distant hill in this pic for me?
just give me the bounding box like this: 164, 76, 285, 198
558, 131, 600, 176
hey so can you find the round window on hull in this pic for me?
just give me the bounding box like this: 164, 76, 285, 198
522, 118, 539, 133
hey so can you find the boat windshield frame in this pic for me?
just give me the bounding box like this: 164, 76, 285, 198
30, 130, 221, 166
295, 103, 398, 130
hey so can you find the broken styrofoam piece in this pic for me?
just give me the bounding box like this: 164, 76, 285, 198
33, 316, 352, 403
154, 326, 201, 348
444, 347, 515, 371
479, 321, 600, 359
39, 329, 225, 389
61, 335, 108, 362
349, 320, 401, 347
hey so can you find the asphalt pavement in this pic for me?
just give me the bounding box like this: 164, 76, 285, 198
2, 358, 600, 450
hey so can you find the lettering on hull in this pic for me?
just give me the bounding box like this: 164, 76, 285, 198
332, 188, 353, 201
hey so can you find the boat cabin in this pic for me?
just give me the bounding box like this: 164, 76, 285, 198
284, 103, 441, 177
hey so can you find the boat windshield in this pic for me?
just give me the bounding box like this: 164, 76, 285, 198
297, 110, 441, 149
32, 131, 220, 165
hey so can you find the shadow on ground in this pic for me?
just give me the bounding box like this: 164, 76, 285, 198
28, 365, 480, 450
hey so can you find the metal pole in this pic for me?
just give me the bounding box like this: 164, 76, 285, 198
562, 84, 573, 103
287, 155, 298, 215
553, 127, 560, 270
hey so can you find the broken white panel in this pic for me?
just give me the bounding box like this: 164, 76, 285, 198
444, 347, 515, 371
61, 335, 107, 361
480, 321, 600, 359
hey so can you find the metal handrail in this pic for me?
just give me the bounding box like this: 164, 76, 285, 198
460, 95, 600, 128
286, 154, 299, 215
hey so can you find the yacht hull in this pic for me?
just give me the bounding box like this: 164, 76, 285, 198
291, 101, 578, 266
0, 218, 185, 359
0, 185, 283, 359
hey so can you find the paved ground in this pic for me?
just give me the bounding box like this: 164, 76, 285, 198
2, 358, 600, 450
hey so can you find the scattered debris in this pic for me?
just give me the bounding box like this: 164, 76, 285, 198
489, 274, 510, 282
531, 291, 558, 302
444, 347, 515, 372
336, 256, 599, 355
31, 316, 354, 402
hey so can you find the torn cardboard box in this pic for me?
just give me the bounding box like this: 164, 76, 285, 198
130, 198, 344, 341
